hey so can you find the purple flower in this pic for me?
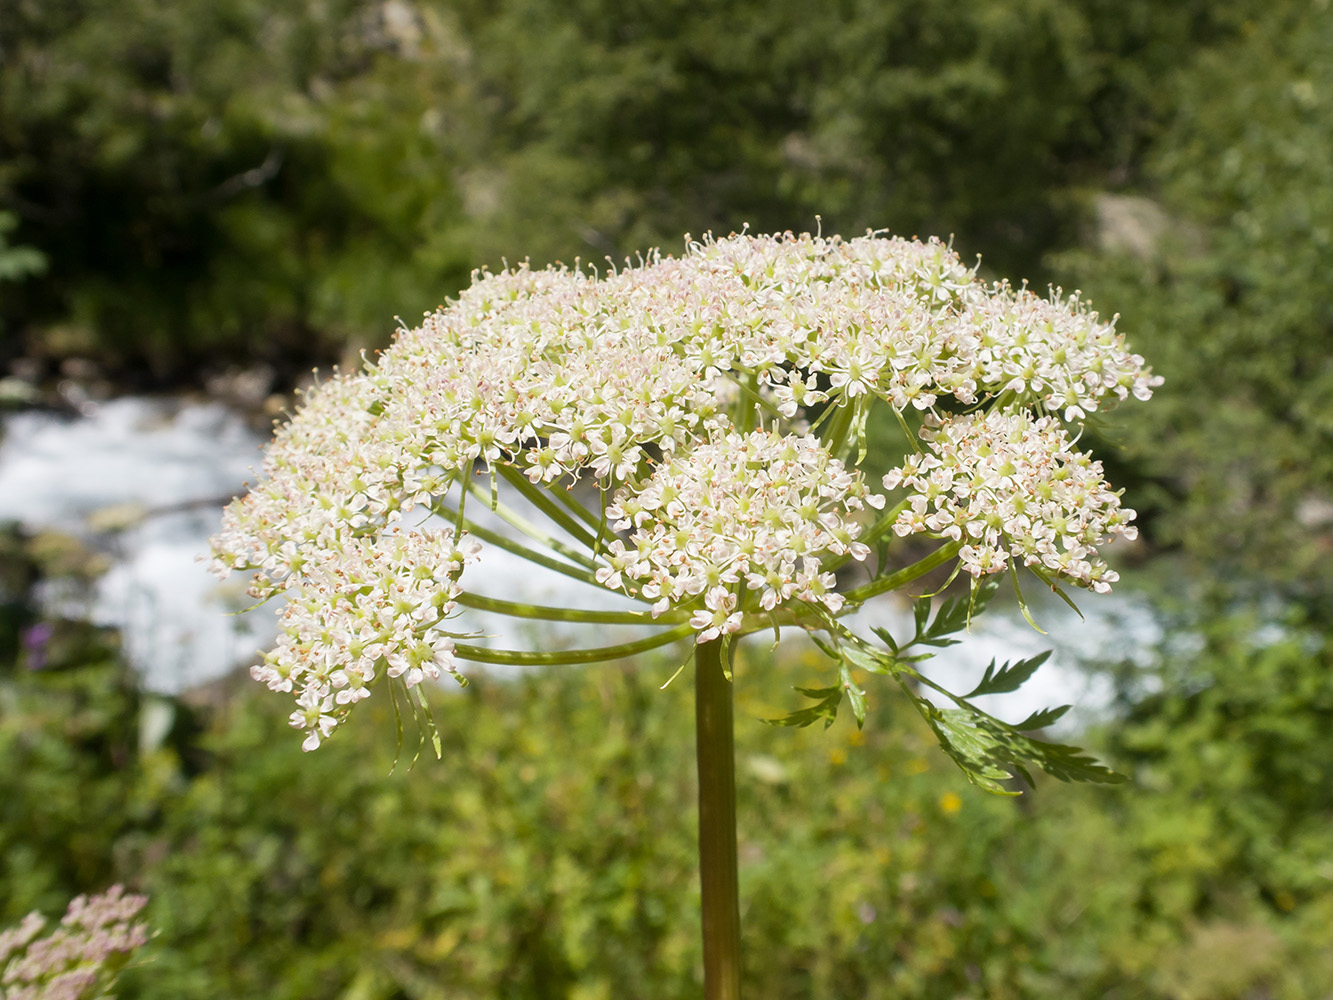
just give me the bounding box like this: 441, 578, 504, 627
20, 622, 54, 671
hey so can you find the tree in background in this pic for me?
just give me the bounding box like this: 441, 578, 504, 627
0, 0, 474, 380
1055, 2, 1333, 601
1, 0, 1256, 383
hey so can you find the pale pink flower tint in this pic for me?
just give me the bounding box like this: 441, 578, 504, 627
1, 886, 149, 1000
210, 230, 1159, 748
883, 410, 1138, 592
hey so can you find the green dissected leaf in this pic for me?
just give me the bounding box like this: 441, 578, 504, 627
911, 698, 1125, 794
912, 592, 932, 637
915, 704, 1016, 794
773, 635, 888, 729
965, 650, 1052, 698
828, 628, 1120, 793
920, 577, 1001, 647
876, 577, 1002, 658
874, 623, 901, 655
840, 639, 895, 676
868, 628, 932, 668
763, 685, 842, 729
1014, 704, 1072, 730
840, 662, 867, 729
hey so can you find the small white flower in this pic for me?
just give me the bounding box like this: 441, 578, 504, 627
690, 587, 744, 643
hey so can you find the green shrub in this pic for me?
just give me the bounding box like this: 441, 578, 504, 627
5, 608, 1332, 998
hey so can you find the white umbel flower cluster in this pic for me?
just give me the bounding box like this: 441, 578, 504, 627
883, 411, 1138, 592
256, 530, 481, 751
211, 230, 1159, 749
599, 429, 885, 639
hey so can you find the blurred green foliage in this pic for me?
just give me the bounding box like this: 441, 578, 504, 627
0, 211, 47, 283
1, 0, 1253, 382
4, 3, 1333, 996
0, 0, 476, 379
442, 0, 1250, 273
1053, 3, 1333, 599
7, 0, 1326, 594
4, 607, 1332, 999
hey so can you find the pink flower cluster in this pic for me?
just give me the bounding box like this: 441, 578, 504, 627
884, 410, 1138, 591
0, 886, 149, 1000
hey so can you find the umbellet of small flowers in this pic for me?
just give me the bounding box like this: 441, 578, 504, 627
883, 410, 1137, 592
599, 428, 885, 637
210, 230, 1160, 750
0, 886, 149, 1000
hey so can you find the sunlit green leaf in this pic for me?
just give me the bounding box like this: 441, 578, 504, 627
763, 685, 842, 729
965, 650, 1052, 698
1014, 704, 1071, 731
840, 662, 867, 729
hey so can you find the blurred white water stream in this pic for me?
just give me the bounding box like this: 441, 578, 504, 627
0, 397, 274, 692
0, 396, 1161, 728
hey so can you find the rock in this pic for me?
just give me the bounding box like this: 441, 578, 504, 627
203, 365, 276, 410
1093, 194, 1170, 260
85, 502, 150, 534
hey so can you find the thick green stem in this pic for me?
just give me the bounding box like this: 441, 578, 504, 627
696, 637, 742, 1000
